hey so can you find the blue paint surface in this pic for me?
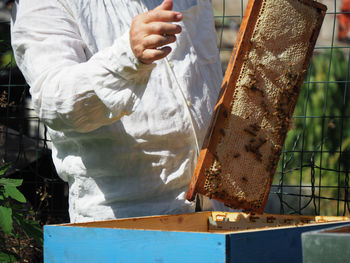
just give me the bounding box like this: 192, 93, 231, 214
45, 221, 350, 263
226, 222, 350, 263
44, 226, 226, 263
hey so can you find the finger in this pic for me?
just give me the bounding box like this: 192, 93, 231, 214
146, 22, 182, 35
154, 0, 173, 11
145, 10, 182, 23
143, 34, 176, 49
142, 46, 172, 63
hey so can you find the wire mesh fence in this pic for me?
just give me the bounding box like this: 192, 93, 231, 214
0, 2, 69, 224
213, 0, 350, 216
0, 0, 349, 225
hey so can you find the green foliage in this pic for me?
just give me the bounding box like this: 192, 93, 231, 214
0, 169, 24, 236
0, 164, 11, 176
0, 206, 12, 234
1, 50, 16, 68
0, 178, 26, 204
14, 213, 43, 246
0, 164, 43, 262
0, 251, 19, 263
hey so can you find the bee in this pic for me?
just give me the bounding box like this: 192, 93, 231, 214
261, 122, 268, 129
245, 142, 263, 162
274, 75, 281, 82
301, 218, 311, 224
293, 85, 299, 94
248, 72, 256, 80
254, 42, 262, 49
287, 72, 299, 83
248, 83, 264, 97
261, 100, 269, 112
250, 123, 260, 132
243, 128, 257, 137
219, 128, 226, 136
273, 98, 280, 106
233, 153, 240, 158
266, 216, 276, 223
249, 216, 259, 222
244, 113, 252, 119
284, 218, 293, 224
222, 108, 228, 118
254, 152, 263, 162
256, 138, 267, 149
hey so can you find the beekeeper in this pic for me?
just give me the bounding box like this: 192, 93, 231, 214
11, 0, 224, 223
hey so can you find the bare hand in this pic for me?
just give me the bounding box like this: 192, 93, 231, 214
130, 0, 182, 64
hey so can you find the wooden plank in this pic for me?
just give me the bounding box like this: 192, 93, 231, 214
44, 226, 226, 263
58, 211, 350, 233
187, 0, 327, 213
209, 212, 350, 232
323, 225, 350, 233
226, 221, 350, 263
60, 212, 212, 232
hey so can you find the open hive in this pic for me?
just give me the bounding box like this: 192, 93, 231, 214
44, 212, 350, 263
186, 0, 327, 213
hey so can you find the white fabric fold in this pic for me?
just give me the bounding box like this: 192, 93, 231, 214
11, 0, 224, 222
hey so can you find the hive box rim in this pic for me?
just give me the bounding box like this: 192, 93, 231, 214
45, 211, 350, 235
302, 223, 350, 237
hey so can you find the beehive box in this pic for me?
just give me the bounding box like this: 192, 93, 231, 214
44, 212, 350, 263
186, 0, 327, 213
302, 223, 350, 263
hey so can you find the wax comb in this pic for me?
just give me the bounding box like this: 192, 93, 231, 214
187, 0, 327, 213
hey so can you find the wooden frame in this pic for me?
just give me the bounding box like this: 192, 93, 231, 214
186, 0, 327, 213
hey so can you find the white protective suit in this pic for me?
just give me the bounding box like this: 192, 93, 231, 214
11, 0, 224, 222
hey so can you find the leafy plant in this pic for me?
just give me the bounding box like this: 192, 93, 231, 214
1, 50, 16, 69
0, 163, 43, 262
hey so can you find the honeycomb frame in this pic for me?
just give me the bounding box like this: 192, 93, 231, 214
187, 0, 327, 213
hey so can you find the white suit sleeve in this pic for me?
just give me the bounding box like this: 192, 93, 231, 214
11, 0, 155, 133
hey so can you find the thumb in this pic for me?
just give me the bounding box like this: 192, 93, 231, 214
155, 0, 173, 11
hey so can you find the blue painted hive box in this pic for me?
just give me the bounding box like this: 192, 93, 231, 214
44, 211, 350, 263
